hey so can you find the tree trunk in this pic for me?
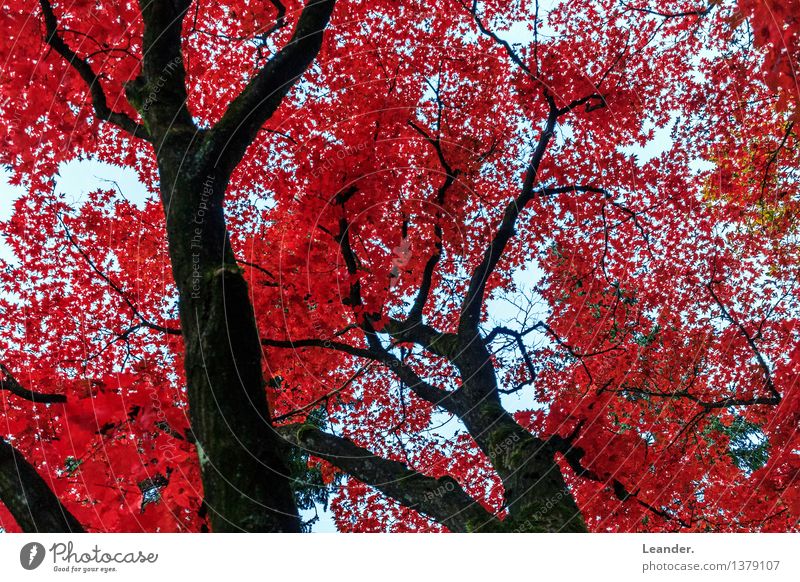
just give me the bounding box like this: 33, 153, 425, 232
454, 341, 587, 532
0, 438, 84, 532
155, 135, 301, 532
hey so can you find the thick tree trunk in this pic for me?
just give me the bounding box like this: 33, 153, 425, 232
120, 0, 336, 532
463, 404, 587, 532
453, 341, 586, 532
0, 438, 84, 532
155, 137, 301, 532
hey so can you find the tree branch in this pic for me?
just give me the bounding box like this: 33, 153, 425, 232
484, 326, 537, 392
0, 363, 66, 404
459, 100, 559, 334
549, 434, 691, 529
707, 282, 780, 402
459, 0, 534, 77
540, 184, 607, 197
59, 214, 181, 336
38, 0, 150, 140
271, 360, 377, 423
0, 438, 84, 532
206, 0, 337, 176
406, 120, 460, 323
605, 384, 782, 411
380, 317, 459, 360
279, 424, 498, 532
327, 189, 458, 412
621, 2, 711, 19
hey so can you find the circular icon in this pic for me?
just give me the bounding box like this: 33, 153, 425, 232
20, 542, 46, 570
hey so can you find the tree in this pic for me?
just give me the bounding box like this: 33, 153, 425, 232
0, 0, 797, 533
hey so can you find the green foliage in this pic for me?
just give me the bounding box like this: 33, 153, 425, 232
64, 456, 82, 476
708, 416, 770, 474
286, 408, 339, 532
635, 325, 660, 347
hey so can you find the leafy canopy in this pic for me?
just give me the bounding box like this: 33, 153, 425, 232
0, 0, 798, 532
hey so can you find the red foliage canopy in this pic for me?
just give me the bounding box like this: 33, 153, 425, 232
0, 0, 797, 532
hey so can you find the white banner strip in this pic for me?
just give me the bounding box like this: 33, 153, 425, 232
1, 533, 797, 581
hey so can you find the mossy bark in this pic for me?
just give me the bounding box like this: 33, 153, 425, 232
453, 340, 587, 533
155, 138, 301, 532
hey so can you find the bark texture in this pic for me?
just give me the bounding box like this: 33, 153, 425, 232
0, 438, 84, 532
